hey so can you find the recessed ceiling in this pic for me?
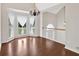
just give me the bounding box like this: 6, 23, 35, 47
45, 4, 65, 14
35, 3, 65, 14
35, 3, 60, 11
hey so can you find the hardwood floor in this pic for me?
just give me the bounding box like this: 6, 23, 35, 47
0, 36, 79, 56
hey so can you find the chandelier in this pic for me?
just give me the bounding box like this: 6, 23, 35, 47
30, 9, 40, 16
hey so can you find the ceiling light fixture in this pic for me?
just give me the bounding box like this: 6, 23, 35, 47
30, 9, 40, 16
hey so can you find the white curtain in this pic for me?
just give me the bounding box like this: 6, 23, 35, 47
8, 13, 15, 25
8, 13, 15, 38
17, 15, 27, 26
30, 16, 35, 26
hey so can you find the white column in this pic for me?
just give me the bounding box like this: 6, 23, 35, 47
14, 15, 18, 37
26, 16, 30, 36
40, 12, 43, 37
0, 3, 1, 50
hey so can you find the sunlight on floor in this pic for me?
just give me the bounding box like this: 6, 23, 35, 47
17, 38, 27, 55
30, 38, 37, 55
8, 43, 12, 55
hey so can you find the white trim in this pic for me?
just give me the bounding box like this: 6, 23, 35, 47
2, 35, 40, 43
40, 12, 43, 36
41, 36, 65, 45
65, 46, 79, 54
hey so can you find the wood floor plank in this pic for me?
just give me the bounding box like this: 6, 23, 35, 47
0, 36, 79, 56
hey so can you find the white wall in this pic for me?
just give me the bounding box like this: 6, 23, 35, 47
43, 12, 57, 27
35, 15, 40, 36
0, 3, 1, 49
65, 5, 79, 53
56, 7, 65, 44
42, 12, 57, 40
56, 7, 65, 29
1, 3, 35, 43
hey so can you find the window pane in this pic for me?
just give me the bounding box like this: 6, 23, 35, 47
17, 15, 27, 35
17, 15, 27, 27
8, 13, 14, 38
29, 16, 35, 35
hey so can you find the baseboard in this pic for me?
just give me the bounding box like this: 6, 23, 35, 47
2, 35, 40, 43
40, 36, 65, 45
65, 46, 79, 54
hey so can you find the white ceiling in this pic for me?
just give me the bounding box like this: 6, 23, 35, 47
35, 3, 60, 11
35, 3, 65, 14
7, 3, 65, 15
